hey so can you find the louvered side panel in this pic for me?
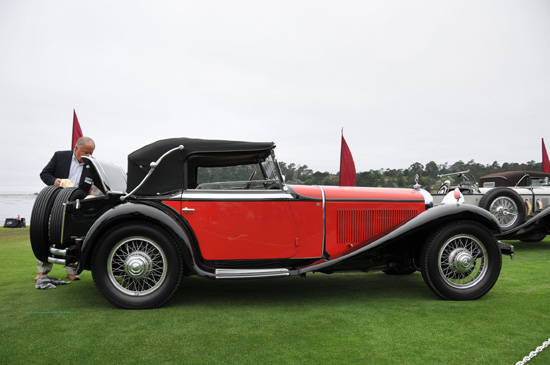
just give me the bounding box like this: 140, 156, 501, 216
337, 208, 418, 244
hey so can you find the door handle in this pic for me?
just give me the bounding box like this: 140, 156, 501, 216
182, 207, 195, 214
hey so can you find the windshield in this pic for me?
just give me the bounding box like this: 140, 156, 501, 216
261, 153, 281, 181
531, 177, 550, 187
195, 153, 283, 190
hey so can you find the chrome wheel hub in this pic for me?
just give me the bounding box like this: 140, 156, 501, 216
438, 234, 488, 289
449, 248, 474, 273
108, 236, 167, 296
125, 252, 153, 279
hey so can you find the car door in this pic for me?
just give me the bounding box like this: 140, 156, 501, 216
181, 190, 300, 260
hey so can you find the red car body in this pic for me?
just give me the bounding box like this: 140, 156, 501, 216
171, 186, 424, 261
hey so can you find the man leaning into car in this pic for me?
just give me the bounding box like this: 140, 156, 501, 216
35, 136, 96, 281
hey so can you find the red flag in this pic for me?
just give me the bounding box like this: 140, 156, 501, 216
72, 110, 83, 150
543, 138, 550, 173
339, 131, 356, 186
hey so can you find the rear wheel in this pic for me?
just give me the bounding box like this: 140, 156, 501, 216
30, 186, 62, 261
420, 221, 502, 300
92, 222, 184, 309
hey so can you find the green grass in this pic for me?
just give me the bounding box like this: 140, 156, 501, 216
1, 227, 549, 364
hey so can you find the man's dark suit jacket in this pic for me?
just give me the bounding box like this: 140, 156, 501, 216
40, 150, 93, 193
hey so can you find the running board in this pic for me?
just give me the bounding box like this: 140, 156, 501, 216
215, 268, 290, 279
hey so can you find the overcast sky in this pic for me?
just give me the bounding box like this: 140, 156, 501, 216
1, 1, 549, 193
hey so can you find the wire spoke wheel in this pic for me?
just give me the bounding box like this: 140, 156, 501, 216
108, 236, 168, 296
421, 221, 502, 300
479, 188, 525, 230
92, 222, 183, 309
489, 196, 518, 229
437, 234, 488, 289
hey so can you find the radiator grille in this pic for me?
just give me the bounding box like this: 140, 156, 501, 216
337, 208, 418, 244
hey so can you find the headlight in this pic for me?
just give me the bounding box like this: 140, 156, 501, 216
441, 188, 464, 205
416, 188, 434, 209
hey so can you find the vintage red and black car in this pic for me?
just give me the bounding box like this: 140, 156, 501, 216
31, 137, 514, 309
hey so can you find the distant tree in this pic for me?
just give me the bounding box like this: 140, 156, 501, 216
277, 158, 545, 190
425, 161, 439, 178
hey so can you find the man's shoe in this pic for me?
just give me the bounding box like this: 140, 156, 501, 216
34, 273, 46, 281
66, 274, 81, 281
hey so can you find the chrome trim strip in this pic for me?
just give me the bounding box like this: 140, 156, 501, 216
319, 186, 327, 257
181, 191, 293, 201
121, 145, 184, 201
325, 198, 426, 203
215, 268, 289, 279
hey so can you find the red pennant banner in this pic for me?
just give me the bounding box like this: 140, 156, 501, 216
543, 138, 550, 173
339, 133, 356, 186
72, 110, 83, 150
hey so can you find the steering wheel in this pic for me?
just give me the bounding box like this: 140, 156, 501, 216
244, 170, 257, 189
437, 181, 450, 194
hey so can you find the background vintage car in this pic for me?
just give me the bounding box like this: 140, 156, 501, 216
31, 138, 513, 309
432, 170, 550, 237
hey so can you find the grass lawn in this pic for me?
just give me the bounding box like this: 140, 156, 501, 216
1, 227, 549, 364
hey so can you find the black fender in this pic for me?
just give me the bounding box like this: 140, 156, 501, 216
496, 206, 550, 240
298, 203, 501, 274
76, 201, 214, 278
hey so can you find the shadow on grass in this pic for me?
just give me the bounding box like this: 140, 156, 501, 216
501, 240, 550, 252
59, 271, 434, 309
168, 271, 434, 308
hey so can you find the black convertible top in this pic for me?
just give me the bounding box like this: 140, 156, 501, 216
127, 137, 276, 195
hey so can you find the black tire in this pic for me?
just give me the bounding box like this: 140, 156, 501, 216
420, 220, 502, 301
479, 188, 525, 230
30, 186, 62, 261
92, 221, 184, 309
49, 187, 87, 246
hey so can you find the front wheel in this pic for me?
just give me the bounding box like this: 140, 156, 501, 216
92, 222, 184, 309
420, 221, 502, 300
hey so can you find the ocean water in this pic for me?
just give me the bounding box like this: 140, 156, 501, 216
0, 194, 37, 225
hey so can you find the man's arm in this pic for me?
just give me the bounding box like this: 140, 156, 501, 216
40, 152, 60, 186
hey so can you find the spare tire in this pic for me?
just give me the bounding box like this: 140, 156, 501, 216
479, 187, 525, 230
30, 186, 62, 261
49, 187, 87, 246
